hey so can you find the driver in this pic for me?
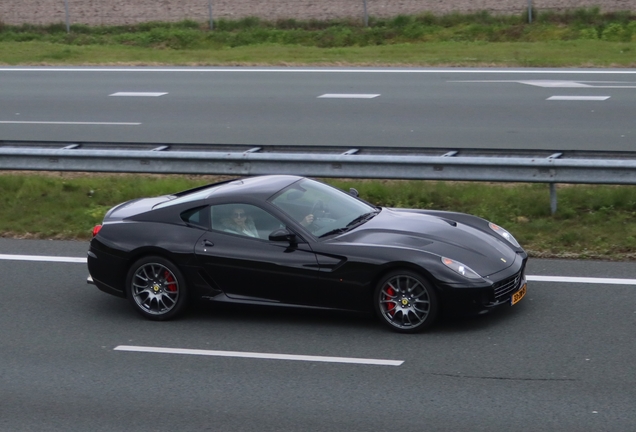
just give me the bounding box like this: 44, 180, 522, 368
299, 206, 326, 229
300, 214, 314, 227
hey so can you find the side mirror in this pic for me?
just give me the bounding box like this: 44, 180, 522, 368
269, 228, 296, 243
349, 188, 359, 197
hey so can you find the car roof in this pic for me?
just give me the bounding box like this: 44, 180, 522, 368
202, 175, 303, 201
153, 175, 304, 211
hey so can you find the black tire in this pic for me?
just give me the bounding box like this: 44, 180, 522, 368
125, 256, 188, 321
373, 270, 439, 333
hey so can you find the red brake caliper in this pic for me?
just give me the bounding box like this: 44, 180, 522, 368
386, 286, 395, 316
164, 271, 177, 292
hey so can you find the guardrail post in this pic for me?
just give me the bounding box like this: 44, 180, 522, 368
550, 183, 557, 215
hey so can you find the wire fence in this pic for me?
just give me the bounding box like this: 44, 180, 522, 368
1, 1, 633, 27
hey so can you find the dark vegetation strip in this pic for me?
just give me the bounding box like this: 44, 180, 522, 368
0, 8, 635, 49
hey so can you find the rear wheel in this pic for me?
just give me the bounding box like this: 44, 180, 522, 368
373, 270, 438, 333
126, 256, 188, 320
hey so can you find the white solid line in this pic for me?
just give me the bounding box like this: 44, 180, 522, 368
3, 67, 636, 74
109, 92, 168, 97
0, 121, 141, 125
0, 254, 86, 263
318, 94, 380, 98
114, 345, 404, 366
527, 275, 636, 285
547, 96, 610, 101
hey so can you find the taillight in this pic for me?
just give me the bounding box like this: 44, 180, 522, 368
92, 225, 102, 237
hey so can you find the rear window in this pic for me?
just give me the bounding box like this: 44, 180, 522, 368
180, 206, 210, 229
154, 185, 223, 209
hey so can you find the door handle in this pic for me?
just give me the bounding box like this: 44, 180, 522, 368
203, 239, 214, 247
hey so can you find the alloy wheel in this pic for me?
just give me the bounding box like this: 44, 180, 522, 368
376, 272, 437, 332
131, 262, 180, 316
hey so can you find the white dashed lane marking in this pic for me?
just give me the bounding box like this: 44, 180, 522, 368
0, 121, 140, 125
115, 345, 404, 366
109, 92, 168, 97
318, 94, 380, 99
547, 96, 610, 101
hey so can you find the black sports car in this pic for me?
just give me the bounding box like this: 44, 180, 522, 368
87, 175, 527, 333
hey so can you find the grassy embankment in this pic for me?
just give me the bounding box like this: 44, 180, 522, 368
1, 8, 636, 259
0, 8, 635, 66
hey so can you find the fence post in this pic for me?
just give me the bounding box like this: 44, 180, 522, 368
208, 0, 214, 30
64, 0, 70, 33
363, 0, 368, 27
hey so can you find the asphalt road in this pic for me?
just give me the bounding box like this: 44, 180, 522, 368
1, 238, 635, 431
1, 67, 636, 152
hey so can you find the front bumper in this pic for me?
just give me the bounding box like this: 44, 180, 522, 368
438, 259, 528, 316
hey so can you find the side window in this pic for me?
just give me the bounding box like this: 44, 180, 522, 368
210, 203, 284, 240
180, 206, 210, 229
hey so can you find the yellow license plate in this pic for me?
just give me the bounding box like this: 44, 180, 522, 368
511, 284, 526, 306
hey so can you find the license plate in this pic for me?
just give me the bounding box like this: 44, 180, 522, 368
511, 284, 527, 306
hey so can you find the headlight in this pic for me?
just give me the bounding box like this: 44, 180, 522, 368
441, 257, 482, 279
489, 222, 521, 247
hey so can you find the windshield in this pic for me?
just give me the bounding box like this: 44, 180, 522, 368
270, 179, 378, 237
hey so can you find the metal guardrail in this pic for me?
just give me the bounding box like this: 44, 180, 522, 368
3, 140, 636, 213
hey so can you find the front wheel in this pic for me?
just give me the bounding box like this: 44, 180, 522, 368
126, 256, 188, 321
373, 270, 438, 333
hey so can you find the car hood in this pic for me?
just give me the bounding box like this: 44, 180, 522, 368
334, 208, 518, 277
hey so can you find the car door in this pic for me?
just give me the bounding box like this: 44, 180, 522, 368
194, 203, 320, 305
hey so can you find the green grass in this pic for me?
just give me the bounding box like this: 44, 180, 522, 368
1, 8, 635, 66
2, 173, 635, 260
1, 40, 634, 67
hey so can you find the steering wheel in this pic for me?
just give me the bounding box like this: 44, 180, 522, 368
302, 200, 326, 232
311, 199, 325, 217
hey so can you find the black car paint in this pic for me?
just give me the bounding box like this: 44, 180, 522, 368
88, 175, 527, 317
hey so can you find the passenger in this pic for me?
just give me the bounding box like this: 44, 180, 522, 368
223, 207, 259, 238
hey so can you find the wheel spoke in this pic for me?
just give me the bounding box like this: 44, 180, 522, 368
143, 266, 154, 281
412, 305, 429, 314
407, 309, 424, 324
409, 281, 424, 293
403, 310, 414, 326
383, 282, 397, 296
157, 296, 170, 311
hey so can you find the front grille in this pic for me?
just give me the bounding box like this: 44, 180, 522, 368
493, 272, 522, 300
